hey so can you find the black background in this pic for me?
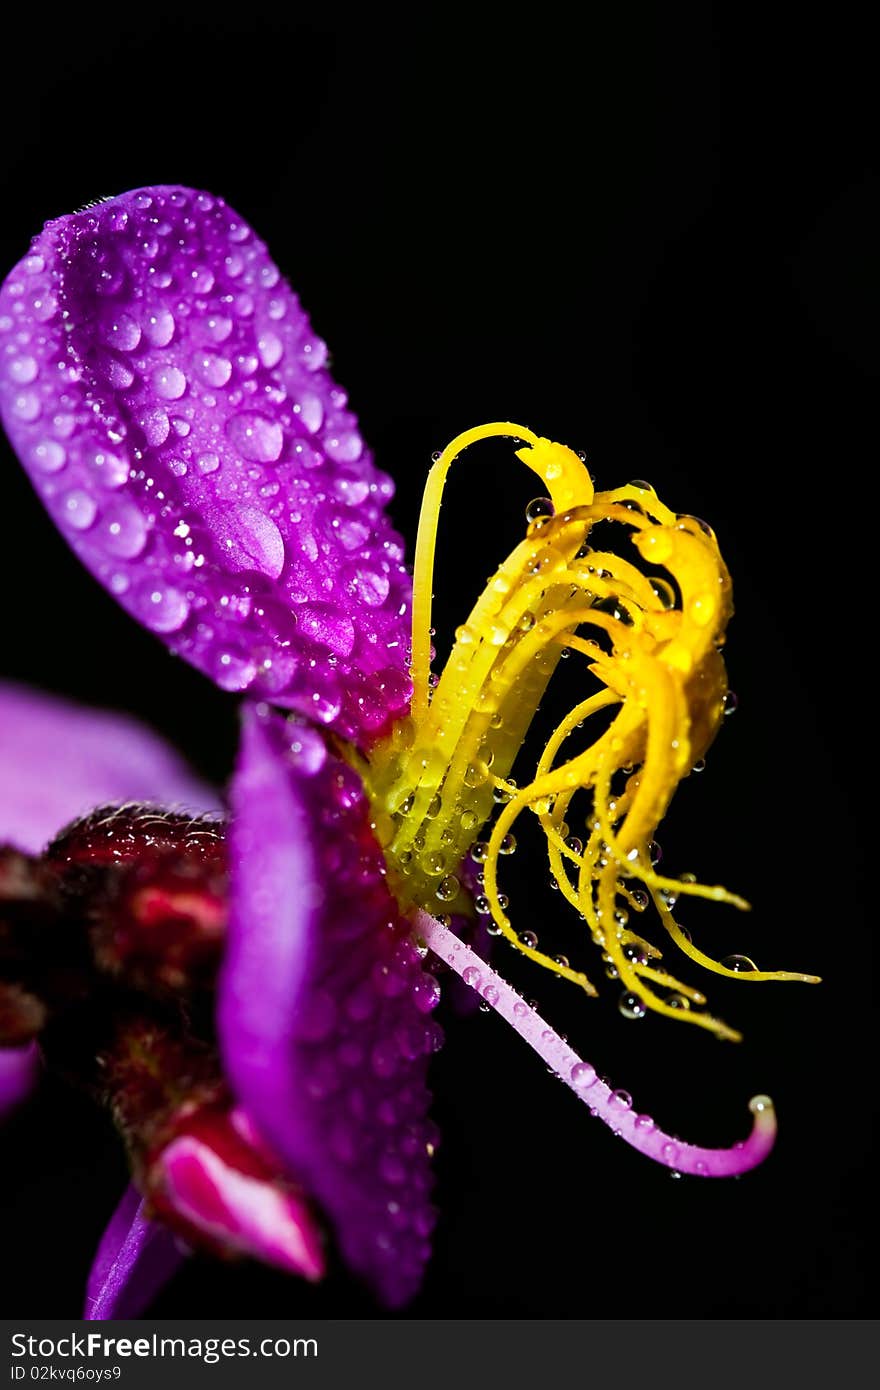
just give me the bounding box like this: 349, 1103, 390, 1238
0, 6, 874, 1320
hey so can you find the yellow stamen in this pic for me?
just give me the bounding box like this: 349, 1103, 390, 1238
362, 423, 819, 1037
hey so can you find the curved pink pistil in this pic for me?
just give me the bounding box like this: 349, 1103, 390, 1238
415, 911, 776, 1177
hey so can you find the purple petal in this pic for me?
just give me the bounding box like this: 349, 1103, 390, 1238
0, 680, 217, 853
0, 1040, 40, 1120
219, 705, 439, 1307
84, 1183, 184, 1320
0, 187, 412, 748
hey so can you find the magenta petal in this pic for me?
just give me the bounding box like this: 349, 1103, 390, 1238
84, 1184, 184, 1320
0, 680, 217, 853
218, 705, 439, 1306
0, 187, 412, 748
0, 1041, 40, 1119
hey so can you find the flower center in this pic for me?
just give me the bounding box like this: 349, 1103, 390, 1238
360, 423, 818, 1039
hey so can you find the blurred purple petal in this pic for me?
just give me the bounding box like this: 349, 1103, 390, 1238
0, 1040, 40, 1119
219, 705, 439, 1307
0, 187, 412, 747
0, 681, 217, 853
84, 1183, 183, 1320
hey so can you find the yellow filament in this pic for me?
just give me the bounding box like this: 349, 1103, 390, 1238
363, 423, 820, 1039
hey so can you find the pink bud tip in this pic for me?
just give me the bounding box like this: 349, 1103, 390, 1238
152, 1107, 325, 1279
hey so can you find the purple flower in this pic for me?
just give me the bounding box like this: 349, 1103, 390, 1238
0, 187, 815, 1318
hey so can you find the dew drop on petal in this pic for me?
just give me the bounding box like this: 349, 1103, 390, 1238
62, 490, 97, 530
30, 439, 66, 473
133, 583, 190, 633
143, 308, 175, 347
152, 366, 187, 400
99, 500, 148, 558
226, 412, 284, 463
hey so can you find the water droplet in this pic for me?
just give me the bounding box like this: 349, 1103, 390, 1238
666, 992, 691, 1011
461, 966, 482, 989
691, 758, 706, 774
226, 412, 284, 463
610, 1089, 633, 1110
471, 841, 489, 863
661, 1141, 679, 1163
464, 761, 488, 788
143, 309, 175, 347
435, 874, 459, 903
8, 355, 38, 384
649, 577, 677, 610
649, 840, 662, 865
61, 490, 97, 530
570, 1062, 597, 1089
152, 365, 187, 400
482, 983, 499, 1007
634, 1113, 655, 1131
676, 513, 715, 538
723, 690, 738, 716
100, 500, 148, 557
619, 991, 647, 1020
628, 479, 653, 492
196, 452, 220, 474
195, 353, 232, 387
525, 496, 554, 524
690, 593, 717, 627
90, 449, 129, 488
721, 954, 757, 973
474, 895, 492, 916
209, 505, 285, 580
30, 439, 66, 473
133, 583, 190, 633
12, 390, 40, 422
257, 331, 284, 368
518, 930, 538, 949
104, 314, 141, 352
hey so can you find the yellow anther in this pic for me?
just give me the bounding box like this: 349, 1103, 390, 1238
361, 424, 820, 1038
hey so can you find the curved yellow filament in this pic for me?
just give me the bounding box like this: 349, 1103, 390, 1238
363, 423, 820, 1040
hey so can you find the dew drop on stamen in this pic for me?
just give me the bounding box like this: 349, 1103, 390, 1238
570, 1062, 597, 1089
435, 875, 459, 903
525, 496, 554, 523
619, 991, 647, 1019
721, 954, 758, 973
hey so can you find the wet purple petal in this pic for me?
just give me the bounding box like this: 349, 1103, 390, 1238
219, 705, 439, 1306
0, 680, 217, 853
0, 187, 412, 748
0, 1040, 40, 1120
84, 1183, 184, 1320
